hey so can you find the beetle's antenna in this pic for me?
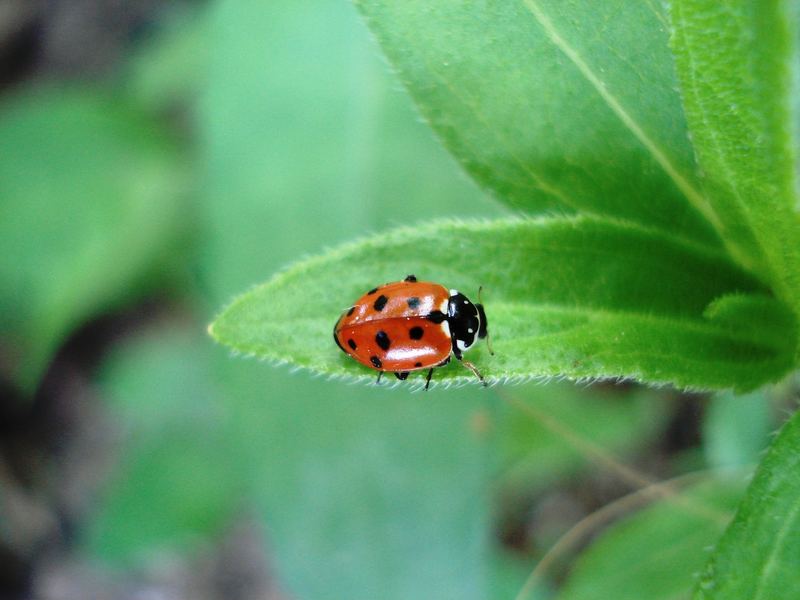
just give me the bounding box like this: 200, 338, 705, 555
478, 286, 494, 356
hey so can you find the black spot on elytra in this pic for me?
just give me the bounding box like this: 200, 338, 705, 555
347, 339, 357, 350
367, 287, 378, 295
414, 362, 422, 368
370, 356, 382, 369
426, 310, 446, 324
407, 297, 420, 309
373, 294, 388, 311
347, 306, 355, 316
409, 326, 424, 340
375, 331, 391, 351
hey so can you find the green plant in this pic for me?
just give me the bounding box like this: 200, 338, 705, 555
210, 0, 800, 597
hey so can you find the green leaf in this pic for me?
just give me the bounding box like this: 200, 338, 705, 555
557, 479, 744, 600
0, 87, 187, 391
702, 390, 774, 470
669, 0, 800, 315
355, 0, 721, 245
695, 410, 800, 599
210, 216, 795, 391
82, 328, 240, 565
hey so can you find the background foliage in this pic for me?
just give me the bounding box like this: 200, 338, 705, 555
1, 0, 799, 599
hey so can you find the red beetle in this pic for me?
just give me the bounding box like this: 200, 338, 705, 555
333, 275, 491, 389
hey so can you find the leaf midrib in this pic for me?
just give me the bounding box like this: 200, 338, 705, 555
519, 0, 724, 241
489, 303, 784, 354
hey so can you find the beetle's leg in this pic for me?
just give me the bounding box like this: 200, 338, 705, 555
376, 371, 384, 385
460, 359, 487, 387
424, 368, 434, 390
395, 371, 409, 381
404, 274, 417, 282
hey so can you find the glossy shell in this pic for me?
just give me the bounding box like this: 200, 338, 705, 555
333, 280, 452, 372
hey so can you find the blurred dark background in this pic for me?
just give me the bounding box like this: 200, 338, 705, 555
1, 0, 185, 84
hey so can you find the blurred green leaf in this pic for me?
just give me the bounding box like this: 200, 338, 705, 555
355, 0, 720, 245
123, 5, 210, 110
0, 88, 187, 391
83, 432, 238, 565
247, 384, 492, 600
196, 0, 497, 597
557, 479, 744, 600
695, 410, 800, 599
702, 390, 773, 470
196, 0, 497, 302
211, 216, 795, 391
497, 384, 669, 494
82, 327, 240, 565
491, 552, 549, 600
669, 0, 800, 315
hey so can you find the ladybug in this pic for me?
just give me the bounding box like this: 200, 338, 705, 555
333, 275, 492, 389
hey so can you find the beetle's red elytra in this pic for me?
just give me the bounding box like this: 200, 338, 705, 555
333, 275, 491, 389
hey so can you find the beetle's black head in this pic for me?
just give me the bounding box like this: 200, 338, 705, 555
447, 290, 484, 356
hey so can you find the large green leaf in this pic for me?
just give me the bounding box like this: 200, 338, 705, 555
355, 0, 721, 246
556, 479, 744, 600
695, 410, 800, 599
669, 0, 800, 315
210, 216, 795, 391
0, 88, 186, 391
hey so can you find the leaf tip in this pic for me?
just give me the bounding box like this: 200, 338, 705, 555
206, 317, 224, 344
